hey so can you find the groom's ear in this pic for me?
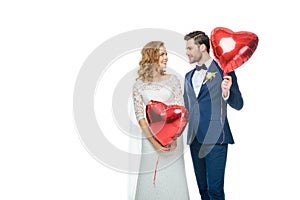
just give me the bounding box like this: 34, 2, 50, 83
199, 44, 206, 52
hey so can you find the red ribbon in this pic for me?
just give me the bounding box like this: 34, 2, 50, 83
153, 156, 160, 186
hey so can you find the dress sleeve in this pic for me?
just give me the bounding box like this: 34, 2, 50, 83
132, 81, 145, 121
171, 75, 184, 106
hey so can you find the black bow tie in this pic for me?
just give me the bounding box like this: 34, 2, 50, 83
195, 64, 207, 71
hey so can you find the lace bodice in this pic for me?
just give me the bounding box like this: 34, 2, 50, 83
132, 74, 184, 122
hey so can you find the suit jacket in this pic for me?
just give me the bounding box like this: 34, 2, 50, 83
184, 60, 243, 145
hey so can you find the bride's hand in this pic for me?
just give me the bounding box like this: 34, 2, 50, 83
168, 140, 177, 151
153, 141, 171, 153
154, 140, 177, 152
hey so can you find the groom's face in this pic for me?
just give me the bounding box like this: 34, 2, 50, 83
185, 39, 202, 64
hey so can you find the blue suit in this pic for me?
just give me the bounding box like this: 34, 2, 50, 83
184, 60, 243, 199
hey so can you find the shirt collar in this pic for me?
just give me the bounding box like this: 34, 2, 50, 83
193, 57, 213, 71
204, 58, 213, 70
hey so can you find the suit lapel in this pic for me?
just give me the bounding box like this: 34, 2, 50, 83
186, 69, 197, 99
198, 60, 223, 99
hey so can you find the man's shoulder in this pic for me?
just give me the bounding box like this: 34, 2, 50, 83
184, 69, 194, 77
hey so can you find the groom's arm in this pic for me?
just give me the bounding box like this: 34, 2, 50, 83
221, 71, 244, 110
227, 71, 243, 110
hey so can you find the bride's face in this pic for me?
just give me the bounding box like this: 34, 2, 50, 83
158, 46, 168, 69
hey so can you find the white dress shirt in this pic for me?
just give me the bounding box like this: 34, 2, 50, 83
192, 58, 213, 97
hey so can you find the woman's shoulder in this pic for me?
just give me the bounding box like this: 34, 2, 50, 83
133, 79, 143, 89
167, 73, 180, 82
163, 73, 177, 80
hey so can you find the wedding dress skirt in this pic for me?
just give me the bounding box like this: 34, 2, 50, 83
129, 74, 190, 200
134, 134, 189, 200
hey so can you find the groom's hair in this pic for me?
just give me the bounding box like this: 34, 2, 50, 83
184, 31, 210, 53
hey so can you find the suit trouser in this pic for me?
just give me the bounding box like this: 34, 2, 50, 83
190, 138, 228, 200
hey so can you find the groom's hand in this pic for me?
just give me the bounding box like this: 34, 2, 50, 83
221, 76, 232, 99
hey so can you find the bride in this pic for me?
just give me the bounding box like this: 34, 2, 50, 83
129, 41, 190, 200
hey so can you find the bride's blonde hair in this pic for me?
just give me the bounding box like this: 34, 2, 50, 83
137, 41, 166, 81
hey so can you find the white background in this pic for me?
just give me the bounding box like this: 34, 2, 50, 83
1, 0, 299, 199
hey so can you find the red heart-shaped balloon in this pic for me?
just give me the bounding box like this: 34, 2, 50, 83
210, 27, 259, 76
146, 100, 188, 147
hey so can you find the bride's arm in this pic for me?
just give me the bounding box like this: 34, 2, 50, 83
138, 119, 170, 152
132, 81, 170, 152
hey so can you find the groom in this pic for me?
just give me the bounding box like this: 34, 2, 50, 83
183, 31, 243, 200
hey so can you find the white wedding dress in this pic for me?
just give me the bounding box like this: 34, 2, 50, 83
129, 74, 190, 200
